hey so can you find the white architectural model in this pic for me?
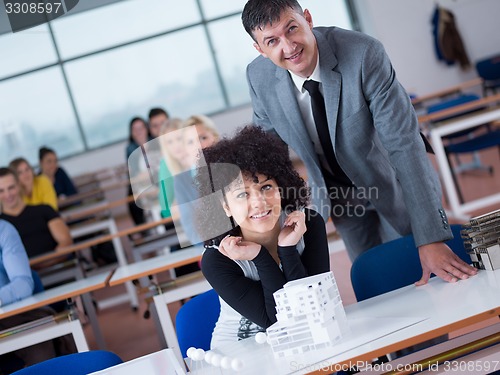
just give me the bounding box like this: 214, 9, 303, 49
266, 271, 349, 358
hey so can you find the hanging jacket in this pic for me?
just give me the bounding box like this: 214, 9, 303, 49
431, 5, 470, 70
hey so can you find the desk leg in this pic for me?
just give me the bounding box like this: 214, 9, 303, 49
109, 221, 140, 309
80, 292, 106, 350
153, 294, 184, 366
149, 301, 168, 348
430, 130, 469, 220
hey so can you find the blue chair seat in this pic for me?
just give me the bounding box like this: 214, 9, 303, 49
11, 351, 122, 375
445, 130, 500, 153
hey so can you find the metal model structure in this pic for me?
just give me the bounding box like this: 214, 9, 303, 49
461, 208, 500, 270
266, 272, 349, 359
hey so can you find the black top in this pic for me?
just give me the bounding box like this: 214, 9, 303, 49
201, 208, 330, 329
53, 167, 78, 197
0, 205, 59, 258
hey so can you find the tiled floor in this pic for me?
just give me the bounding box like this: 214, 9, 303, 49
82, 147, 500, 362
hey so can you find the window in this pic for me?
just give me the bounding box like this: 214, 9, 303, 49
207, 16, 259, 107
0, 24, 57, 80
65, 26, 225, 149
51, 0, 201, 60
199, 0, 247, 19
0, 68, 83, 165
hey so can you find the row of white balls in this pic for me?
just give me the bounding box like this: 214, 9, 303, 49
186, 347, 243, 371
186, 332, 268, 371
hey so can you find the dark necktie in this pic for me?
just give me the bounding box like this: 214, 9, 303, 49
303, 79, 351, 185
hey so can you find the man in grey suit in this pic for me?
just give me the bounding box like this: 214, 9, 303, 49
242, 0, 476, 285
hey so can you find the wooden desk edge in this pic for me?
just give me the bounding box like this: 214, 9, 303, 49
411, 78, 483, 106
63, 195, 135, 222
0, 282, 109, 320
417, 93, 500, 123
108, 255, 202, 287
29, 217, 173, 266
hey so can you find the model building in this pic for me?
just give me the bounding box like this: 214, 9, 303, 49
266, 271, 349, 358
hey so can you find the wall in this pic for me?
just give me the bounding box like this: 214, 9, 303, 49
352, 0, 500, 96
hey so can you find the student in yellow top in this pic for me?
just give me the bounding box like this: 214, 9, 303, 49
9, 157, 58, 211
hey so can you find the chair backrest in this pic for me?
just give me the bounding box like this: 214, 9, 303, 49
175, 289, 220, 358
10, 350, 122, 375
476, 55, 500, 81
350, 224, 469, 302
31, 269, 44, 294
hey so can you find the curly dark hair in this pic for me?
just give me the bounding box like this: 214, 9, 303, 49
195, 125, 309, 245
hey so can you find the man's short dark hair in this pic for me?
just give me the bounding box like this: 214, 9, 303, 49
0, 167, 18, 181
242, 0, 303, 41
148, 107, 169, 120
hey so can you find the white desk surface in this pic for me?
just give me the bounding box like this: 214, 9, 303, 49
88, 349, 186, 375
189, 269, 500, 375
0, 272, 110, 320
108, 245, 204, 286
61, 199, 108, 221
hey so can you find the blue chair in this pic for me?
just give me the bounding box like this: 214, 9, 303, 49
31, 269, 45, 294
350, 224, 470, 302
175, 289, 220, 358
476, 54, 500, 96
10, 350, 122, 375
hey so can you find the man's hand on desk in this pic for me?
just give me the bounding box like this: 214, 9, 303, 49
416, 242, 478, 286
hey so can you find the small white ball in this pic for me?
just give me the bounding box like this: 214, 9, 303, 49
194, 348, 205, 361
231, 358, 244, 371
255, 332, 267, 344
211, 353, 222, 367
186, 347, 196, 358
204, 351, 214, 364
220, 356, 232, 369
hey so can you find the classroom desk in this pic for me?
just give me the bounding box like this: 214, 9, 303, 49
61, 199, 109, 222
0, 272, 111, 353
62, 195, 136, 223
428, 106, 500, 219
109, 246, 208, 363
188, 269, 500, 375
69, 217, 139, 309
411, 78, 483, 107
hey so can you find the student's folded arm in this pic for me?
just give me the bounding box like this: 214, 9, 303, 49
202, 246, 285, 329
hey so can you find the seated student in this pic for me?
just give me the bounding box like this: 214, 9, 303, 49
9, 157, 58, 211
174, 115, 219, 246
197, 126, 330, 348
158, 118, 185, 221
0, 168, 71, 269
126, 117, 151, 229
0, 220, 75, 373
38, 146, 78, 200
148, 107, 169, 140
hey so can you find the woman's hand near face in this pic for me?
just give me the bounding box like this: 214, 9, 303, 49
278, 210, 307, 247
219, 236, 261, 261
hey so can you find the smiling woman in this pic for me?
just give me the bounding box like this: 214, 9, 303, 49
196, 125, 330, 349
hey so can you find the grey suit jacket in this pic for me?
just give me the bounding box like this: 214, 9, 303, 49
246, 27, 452, 247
